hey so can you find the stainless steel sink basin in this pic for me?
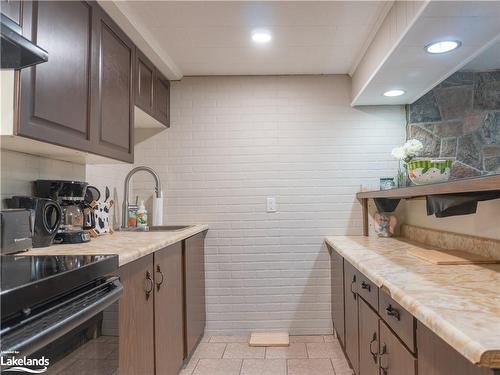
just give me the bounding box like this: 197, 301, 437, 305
148, 225, 194, 231
120, 225, 194, 232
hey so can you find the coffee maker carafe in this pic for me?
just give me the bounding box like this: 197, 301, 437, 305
35, 180, 95, 244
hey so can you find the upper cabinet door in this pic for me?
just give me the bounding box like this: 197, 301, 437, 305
91, 4, 134, 162
154, 71, 170, 127
1, 0, 22, 25
17, 1, 94, 151
135, 49, 155, 114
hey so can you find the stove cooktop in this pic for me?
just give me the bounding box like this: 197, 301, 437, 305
1, 255, 119, 321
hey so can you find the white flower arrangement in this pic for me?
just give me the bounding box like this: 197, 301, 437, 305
391, 139, 423, 164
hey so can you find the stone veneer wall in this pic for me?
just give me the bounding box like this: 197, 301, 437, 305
407, 70, 500, 178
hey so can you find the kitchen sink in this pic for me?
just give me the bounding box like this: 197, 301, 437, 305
148, 225, 194, 231
120, 225, 194, 232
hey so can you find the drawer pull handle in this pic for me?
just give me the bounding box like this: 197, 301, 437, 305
379, 344, 389, 375
350, 275, 357, 300
369, 332, 378, 364
361, 281, 371, 292
156, 265, 165, 291
145, 271, 153, 300
386, 305, 401, 321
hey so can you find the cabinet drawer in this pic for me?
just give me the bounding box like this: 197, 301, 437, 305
379, 289, 415, 353
356, 271, 378, 310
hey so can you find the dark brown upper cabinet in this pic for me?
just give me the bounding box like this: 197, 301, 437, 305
16, 1, 134, 163
135, 49, 155, 114
1, 0, 22, 25
153, 71, 170, 127
90, 4, 134, 162
17, 1, 94, 152
134, 48, 170, 128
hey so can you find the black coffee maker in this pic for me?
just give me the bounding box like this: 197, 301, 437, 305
35, 180, 95, 244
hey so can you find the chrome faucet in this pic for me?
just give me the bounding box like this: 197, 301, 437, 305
122, 166, 162, 229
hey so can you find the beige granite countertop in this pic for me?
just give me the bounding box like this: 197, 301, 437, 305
325, 236, 500, 368
25, 225, 209, 266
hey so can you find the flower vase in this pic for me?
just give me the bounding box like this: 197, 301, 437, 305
396, 162, 408, 188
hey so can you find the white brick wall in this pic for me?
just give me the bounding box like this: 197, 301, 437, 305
133, 75, 406, 335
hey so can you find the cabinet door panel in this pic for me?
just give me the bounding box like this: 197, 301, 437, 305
18, 1, 93, 150
379, 321, 416, 375
135, 49, 154, 113
417, 321, 492, 375
344, 261, 359, 374
154, 71, 170, 127
359, 299, 379, 375
1, 0, 22, 25
184, 231, 207, 359
118, 254, 155, 375
329, 246, 345, 346
155, 242, 184, 375
92, 7, 134, 162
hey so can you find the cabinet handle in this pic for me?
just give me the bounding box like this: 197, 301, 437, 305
379, 344, 389, 375
369, 332, 379, 364
145, 271, 153, 300
155, 265, 165, 291
350, 275, 357, 300
385, 305, 401, 321
361, 281, 371, 292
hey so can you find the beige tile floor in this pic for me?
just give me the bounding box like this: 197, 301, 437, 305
45, 334, 353, 375
181, 335, 354, 375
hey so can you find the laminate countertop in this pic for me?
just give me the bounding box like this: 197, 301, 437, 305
325, 236, 500, 368
24, 224, 209, 266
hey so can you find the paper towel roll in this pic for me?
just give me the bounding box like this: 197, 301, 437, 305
152, 197, 163, 226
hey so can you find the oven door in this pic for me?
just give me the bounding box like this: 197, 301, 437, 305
1, 276, 122, 373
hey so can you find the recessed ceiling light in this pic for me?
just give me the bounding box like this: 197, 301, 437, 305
425, 40, 461, 54
383, 89, 406, 97
252, 30, 272, 44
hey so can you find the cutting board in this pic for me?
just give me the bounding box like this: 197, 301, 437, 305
407, 248, 500, 265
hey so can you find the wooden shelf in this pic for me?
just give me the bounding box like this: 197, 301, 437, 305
356, 175, 500, 200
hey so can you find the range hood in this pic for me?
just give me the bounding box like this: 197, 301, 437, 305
1, 14, 48, 69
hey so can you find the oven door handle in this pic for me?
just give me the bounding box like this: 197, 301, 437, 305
3, 278, 123, 357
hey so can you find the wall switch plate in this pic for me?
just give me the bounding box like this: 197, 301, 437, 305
266, 197, 277, 213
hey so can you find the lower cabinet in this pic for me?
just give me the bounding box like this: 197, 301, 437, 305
343, 261, 360, 374
379, 320, 416, 375
359, 299, 379, 375
119, 241, 189, 375
329, 246, 495, 375
154, 242, 184, 375
184, 231, 208, 359
118, 254, 155, 375
330, 248, 345, 345
417, 321, 492, 375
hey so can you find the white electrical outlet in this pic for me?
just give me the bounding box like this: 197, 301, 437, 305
266, 197, 277, 212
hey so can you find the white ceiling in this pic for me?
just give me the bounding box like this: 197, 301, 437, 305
462, 39, 500, 71
118, 1, 391, 76
353, 1, 500, 105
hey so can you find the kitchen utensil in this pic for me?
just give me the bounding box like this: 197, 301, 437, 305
84, 185, 101, 204
105, 186, 110, 202
407, 248, 500, 265
407, 159, 452, 185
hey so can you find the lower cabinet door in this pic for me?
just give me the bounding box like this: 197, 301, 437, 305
119, 255, 155, 375
329, 247, 345, 346
379, 321, 416, 375
358, 299, 379, 375
154, 243, 184, 375
184, 231, 207, 359
344, 261, 359, 374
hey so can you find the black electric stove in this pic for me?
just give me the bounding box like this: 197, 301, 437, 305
0, 254, 122, 358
